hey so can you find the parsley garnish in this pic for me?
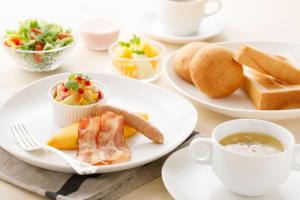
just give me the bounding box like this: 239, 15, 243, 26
129, 34, 141, 45
64, 80, 79, 91
68, 73, 76, 80
118, 35, 145, 55
118, 41, 130, 48
133, 49, 145, 55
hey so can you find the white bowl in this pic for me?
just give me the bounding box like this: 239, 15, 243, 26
49, 80, 108, 127
108, 40, 165, 82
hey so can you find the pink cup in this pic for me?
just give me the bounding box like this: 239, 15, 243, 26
80, 19, 120, 51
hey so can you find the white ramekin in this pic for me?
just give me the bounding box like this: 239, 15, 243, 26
49, 80, 108, 127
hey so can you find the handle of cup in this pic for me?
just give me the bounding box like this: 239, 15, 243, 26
204, 0, 222, 17
188, 138, 212, 164
292, 144, 300, 171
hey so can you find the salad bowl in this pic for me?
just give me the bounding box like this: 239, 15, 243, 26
3, 19, 76, 72
3, 42, 76, 72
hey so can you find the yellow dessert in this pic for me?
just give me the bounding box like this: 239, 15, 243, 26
48, 113, 149, 150
112, 35, 161, 79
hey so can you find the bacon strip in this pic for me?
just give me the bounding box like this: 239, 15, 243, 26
97, 105, 164, 144
96, 112, 131, 165
76, 112, 131, 165
77, 117, 101, 164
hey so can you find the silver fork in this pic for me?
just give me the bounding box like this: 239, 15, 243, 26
10, 123, 98, 175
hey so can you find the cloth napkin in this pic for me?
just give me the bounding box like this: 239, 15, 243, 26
0, 131, 200, 200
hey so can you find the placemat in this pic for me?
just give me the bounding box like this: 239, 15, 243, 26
0, 131, 200, 200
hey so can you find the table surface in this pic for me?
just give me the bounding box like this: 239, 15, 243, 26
1, 0, 300, 199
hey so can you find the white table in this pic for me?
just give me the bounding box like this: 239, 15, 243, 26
1, 0, 300, 199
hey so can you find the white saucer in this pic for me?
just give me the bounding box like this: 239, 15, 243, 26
140, 13, 226, 44
162, 147, 300, 200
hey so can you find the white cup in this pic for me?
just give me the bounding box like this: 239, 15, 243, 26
189, 119, 300, 197
156, 0, 222, 36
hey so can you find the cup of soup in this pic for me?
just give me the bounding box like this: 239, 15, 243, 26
189, 119, 300, 197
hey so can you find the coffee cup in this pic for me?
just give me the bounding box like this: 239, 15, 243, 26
189, 119, 300, 196
156, 0, 222, 36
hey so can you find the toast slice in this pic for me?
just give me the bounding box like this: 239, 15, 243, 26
242, 68, 300, 110
234, 44, 300, 84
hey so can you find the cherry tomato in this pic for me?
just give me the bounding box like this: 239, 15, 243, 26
10, 37, 23, 45
97, 91, 102, 99
33, 54, 43, 63
85, 80, 91, 86
62, 86, 69, 92
57, 33, 69, 40
78, 88, 84, 94
34, 41, 44, 51
76, 76, 82, 82
31, 28, 42, 34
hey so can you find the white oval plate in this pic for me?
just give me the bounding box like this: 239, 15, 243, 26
164, 41, 300, 120
140, 13, 226, 44
162, 147, 300, 200
0, 73, 197, 173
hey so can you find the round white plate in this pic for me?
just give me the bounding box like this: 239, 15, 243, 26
164, 41, 300, 120
0, 73, 197, 173
162, 147, 300, 200
140, 13, 226, 44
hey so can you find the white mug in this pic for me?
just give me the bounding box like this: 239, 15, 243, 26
156, 0, 222, 36
189, 119, 300, 197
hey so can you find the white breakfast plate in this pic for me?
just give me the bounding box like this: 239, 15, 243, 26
162, 147, 300, 200
140, 13, 226, 44
164, 41, 300, 120
0, 73, 197, 173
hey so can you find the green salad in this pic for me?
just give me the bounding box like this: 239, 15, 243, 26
4, 19, 73, 51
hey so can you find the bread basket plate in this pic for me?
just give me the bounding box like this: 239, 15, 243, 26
0, 73, 197, 173
164, 41, 300, 121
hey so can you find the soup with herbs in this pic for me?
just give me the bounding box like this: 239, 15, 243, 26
219, 132, 284, 155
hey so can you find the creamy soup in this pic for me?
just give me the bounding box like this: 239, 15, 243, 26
219, 132, 284, 155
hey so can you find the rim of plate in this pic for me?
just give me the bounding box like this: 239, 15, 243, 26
164, 40, 300, 114
0, 72, 198, 172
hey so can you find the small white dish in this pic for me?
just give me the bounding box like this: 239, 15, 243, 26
49, 80, 108, 127
162, 146, 300, 200
0, 72, 197, 173
80, 18, 120, 51
108, 40, 165, 83
164, 41, 300, 120
140, 13, 226, 44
